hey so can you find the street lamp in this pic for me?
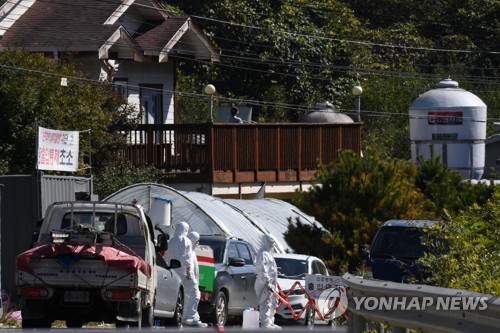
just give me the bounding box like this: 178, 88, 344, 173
352, 85, 363, 122
204, 84, 216, 122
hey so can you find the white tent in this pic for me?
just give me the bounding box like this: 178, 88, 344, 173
103, 183, 324, 253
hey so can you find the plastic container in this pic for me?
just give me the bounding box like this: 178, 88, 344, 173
242, 307, 259, 329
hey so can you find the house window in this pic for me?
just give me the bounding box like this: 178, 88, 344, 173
113, 78, 128, 101
140, 84, 163, 125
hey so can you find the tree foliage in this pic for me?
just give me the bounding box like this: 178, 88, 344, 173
415, 155, 494, 214
421, 187, 500, 295
289, 150, 498, 276
93, 161, 165, 199
166, 0, 498, 157
290, 150, 432, 273
0, 48, 160, 199
167, 0, 364, 122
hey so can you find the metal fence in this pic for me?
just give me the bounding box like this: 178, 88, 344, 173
342, 273, 500, 333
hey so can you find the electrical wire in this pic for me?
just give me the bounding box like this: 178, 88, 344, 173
1, 62, 499, 121
0, 0, 498, 116
1, 0, 498, 85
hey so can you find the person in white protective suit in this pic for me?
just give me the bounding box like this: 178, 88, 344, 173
165, 222, 207, 327
254, 234, 281, 330
186, 231, 203, 324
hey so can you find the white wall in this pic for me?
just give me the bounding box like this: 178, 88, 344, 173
116, 61, 175, 124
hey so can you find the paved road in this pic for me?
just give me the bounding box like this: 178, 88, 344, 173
10, 322, 348, 332
15, 327, 348, 332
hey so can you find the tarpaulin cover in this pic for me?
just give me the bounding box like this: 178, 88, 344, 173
16, 243, 151, 277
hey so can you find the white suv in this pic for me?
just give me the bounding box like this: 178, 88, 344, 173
274, 253, 329, 326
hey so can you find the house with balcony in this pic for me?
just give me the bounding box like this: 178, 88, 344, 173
0, 0, 362, 198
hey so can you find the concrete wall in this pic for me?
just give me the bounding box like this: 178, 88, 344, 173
118, 61, 175, 124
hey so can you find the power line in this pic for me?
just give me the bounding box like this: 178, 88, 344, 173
190, 15, 500, 55
1, 62, 499, 121
0, 1, 498, 116
4, 0, 498, 56
1, 0, 498, 86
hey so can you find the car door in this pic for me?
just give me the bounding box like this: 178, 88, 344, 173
225, 241, 248, 310
235, 242, 258, 307
155, 253, 181, 314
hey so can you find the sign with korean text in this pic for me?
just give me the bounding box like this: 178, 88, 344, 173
37, 127, 79, 172
305, 274, 344, 293
428, 112, 463, 125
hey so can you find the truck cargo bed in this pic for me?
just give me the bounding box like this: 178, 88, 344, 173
16, 258, 150, 289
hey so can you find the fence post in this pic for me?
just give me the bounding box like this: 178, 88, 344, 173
146, 126, 154, 165
348, 311, 367, 333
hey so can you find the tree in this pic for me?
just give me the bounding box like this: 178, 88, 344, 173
93, 161, 165, 199
0, 48, 141, 198
166, 0, 499, 160
290, 149, 432, 274
167, 0, 365, 122
421, 187, 500, 295
415, 155, 494, 214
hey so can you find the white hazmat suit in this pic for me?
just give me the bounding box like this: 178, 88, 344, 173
186, 231, 203, 323
165, 222, 207, 327
254, 234, 281, 330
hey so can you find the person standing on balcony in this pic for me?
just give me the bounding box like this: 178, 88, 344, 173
254, 234, 281, 330
227, 106, 243, 123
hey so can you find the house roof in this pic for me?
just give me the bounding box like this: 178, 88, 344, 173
0, 0, 219, 62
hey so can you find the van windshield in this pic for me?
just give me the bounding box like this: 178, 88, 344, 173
370, 226, 440, 260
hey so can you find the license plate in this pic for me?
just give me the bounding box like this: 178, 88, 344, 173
64, 291, 90, 303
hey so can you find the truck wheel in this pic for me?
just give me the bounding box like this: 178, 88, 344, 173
142, 304, 154, 327
166, 289, 183, 327
211, 291, 228, 326
22, 319, 52, 328
115, 320, 130, 328
66, 319, 84, 328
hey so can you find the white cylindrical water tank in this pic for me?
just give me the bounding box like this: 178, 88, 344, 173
409, 78, 487, 180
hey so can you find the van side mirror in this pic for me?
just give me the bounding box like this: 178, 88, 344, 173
156, 233, 168, 251
358, 244, 369, 259
154, 224, 169, 252
228, 257, 246, 267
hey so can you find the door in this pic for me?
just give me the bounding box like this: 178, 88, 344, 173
226, 242, 248, 309
155, 253, 181, 314
140, 85, 163, 125
235, 242, 258, 307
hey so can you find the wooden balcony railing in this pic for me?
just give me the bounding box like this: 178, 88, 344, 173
120, 123, 362, 183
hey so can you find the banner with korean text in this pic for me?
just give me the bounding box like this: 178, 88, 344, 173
37, 127, 79, 172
